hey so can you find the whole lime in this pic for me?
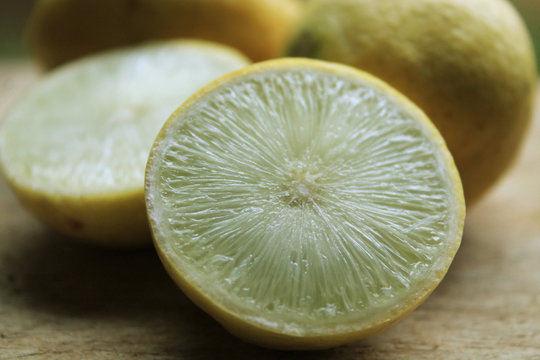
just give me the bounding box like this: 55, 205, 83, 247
26, 0, 301, 68
286, 0, 537, 205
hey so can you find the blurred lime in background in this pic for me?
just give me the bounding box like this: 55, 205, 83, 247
0, 0, 539, 71
513, 0, 540, 70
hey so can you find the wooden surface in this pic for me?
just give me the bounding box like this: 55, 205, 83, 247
1, 60, 539, 359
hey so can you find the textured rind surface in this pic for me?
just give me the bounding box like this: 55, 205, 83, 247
8, 183, 149, 247
286, 0, 537, 205
26, 0, 301, 68
145, 58, 465, 349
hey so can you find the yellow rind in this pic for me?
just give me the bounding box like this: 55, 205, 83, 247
7, 181, 149, 247
285, 0, 537, 205
146, 58, 465, 349
26, 0, 301, 68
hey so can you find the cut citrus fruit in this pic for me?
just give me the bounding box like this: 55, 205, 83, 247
145, 58, 465, 349
0, 40, 249, 247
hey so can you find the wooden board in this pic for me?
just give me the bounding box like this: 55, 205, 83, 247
1, 61, 539, 359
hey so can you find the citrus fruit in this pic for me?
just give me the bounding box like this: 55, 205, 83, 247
285, 0, 537, 205
0, 40, 249, 247
145, 58, 465, 349
25, 0, 301, 68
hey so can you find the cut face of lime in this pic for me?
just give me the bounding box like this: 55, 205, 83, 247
0, 40, 249, 245
145, 59, 465, 348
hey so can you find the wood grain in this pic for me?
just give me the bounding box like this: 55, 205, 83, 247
1, 61, 539, 359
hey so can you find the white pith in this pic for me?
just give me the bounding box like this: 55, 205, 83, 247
147, 65, 461, 334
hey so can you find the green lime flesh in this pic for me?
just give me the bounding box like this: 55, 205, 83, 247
146, 63, 463, 336
0, 41, 249, 196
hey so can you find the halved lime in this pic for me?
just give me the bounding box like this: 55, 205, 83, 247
0, 40, 249, 246
145, 58, 465, 348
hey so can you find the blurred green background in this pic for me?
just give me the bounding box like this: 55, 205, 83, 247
0, 0, 34, 57
1, 0, 540, 71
